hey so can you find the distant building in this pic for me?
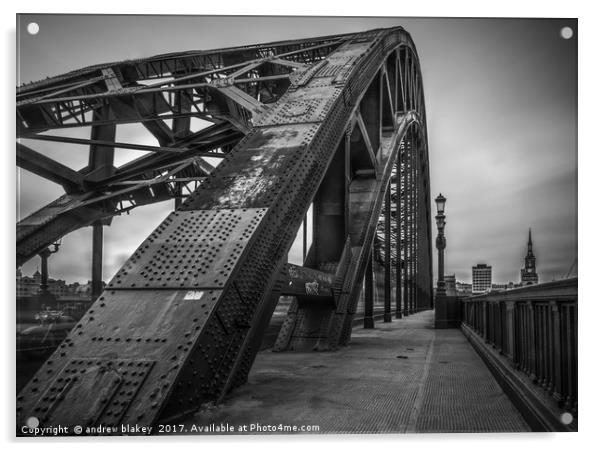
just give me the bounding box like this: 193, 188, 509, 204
16, 268, 41, 297
455, 281, 473, 296
444, 274, 457, 296
472, 263, 492, 294
16, 269, 105, 301
16, 269, 104, 322
520, 228, 539, 285
491, 282, 515, 292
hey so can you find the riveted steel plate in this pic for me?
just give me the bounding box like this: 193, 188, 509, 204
253, 87, 340, 127
315, 63, 344, 78
29, 358, 154, 429
17, 288, 223, 428
314, 53, 356, 80
289, 59, 328, 87
108, 208, 267, 289
74, 289, 223, 341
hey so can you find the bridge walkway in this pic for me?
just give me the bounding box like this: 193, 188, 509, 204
185, 310, 530, 433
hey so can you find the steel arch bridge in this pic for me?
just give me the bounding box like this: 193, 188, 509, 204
17, 26, 433, 430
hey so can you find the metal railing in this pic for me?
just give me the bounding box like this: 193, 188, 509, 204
462, 278, 577, 414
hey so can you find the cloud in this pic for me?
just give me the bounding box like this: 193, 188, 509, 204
17, 16, 577, 289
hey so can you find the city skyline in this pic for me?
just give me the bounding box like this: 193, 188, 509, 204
16, 15, 577, 285
454, 227, 554, 285
15, 228, 551, 287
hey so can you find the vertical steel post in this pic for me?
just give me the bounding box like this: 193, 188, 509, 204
91, 221, 103, 301
384, 183, 392, 322
302, 214, 307, 262
411, 133, 417, 313
39, 250, 49, 294
364, 247, 375, 329
414, 135, 419, 311
174, 182, 183, 209
395, 153, 402, 318
403, 140, 409, 317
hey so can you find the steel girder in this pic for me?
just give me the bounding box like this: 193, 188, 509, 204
17, 26, 433, 432
16, 32, 348, 267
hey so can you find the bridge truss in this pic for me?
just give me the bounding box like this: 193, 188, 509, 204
17, 26, 433, 430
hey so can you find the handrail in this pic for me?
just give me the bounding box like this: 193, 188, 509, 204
461, 278, 577, 417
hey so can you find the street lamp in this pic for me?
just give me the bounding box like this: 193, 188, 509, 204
435, 194, 446, 215
435, 194, 447, 297
38, 240, 62, 302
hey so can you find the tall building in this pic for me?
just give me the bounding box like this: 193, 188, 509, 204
520, 228, 539, 285
472, 263, 492, 294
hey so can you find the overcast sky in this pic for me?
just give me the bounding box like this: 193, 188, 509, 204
16, 15, 577, 285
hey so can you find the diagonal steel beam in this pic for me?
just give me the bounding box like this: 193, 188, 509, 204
16, 142, 84, 192
25, 134, 189, 153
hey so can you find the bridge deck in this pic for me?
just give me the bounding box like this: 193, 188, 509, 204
185, 310, 530, 433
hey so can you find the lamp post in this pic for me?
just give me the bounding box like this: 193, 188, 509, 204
38, 240, 61, 303
435, 194, 447, 297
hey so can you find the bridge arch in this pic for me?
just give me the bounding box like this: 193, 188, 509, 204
17, 26, 433, 429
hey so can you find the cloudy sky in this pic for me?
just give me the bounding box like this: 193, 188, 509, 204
16, 15, 577, 285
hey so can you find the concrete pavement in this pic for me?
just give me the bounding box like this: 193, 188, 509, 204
185, 310, 530, 434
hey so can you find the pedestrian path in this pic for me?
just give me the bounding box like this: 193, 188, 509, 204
186, 310, 530, 434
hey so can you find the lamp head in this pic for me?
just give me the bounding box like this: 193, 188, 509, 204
435, 193, 446, 214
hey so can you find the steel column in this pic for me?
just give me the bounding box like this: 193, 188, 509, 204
402, 139, 409, 317
395, 153, 402, 319
91, 222, 103, 301
384, 184, 392, 322
364, 247, 375, 329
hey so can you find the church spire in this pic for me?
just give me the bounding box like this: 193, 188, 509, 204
521, 228, 538, 285
526, 228, 534, 257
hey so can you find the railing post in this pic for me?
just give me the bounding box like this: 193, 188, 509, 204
540, 304, 547, 385
505, 301, 515, 361
534, 304, 540, 383
544, 303, 553, 392
482, 301, 488, 342
495, 302, 501, 349
520, 303, 527, 372
570, 303, 578, 414
551, 301, 563, 401
527, 301, 536, 380
564, 304, 575, 411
